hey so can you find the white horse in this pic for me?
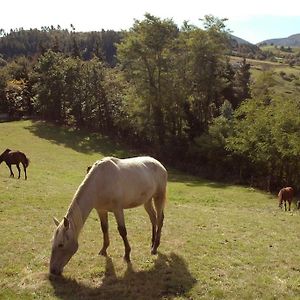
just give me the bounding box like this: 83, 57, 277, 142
50, 156, 168, 275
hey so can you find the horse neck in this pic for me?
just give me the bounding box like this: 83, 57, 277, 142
66, 194, 94, 240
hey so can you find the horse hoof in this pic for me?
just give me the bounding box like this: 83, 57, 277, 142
99, 250, 107, 256
124, 256, 131, 263
151, 248, 157, 255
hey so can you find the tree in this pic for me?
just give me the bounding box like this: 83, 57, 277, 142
232, 58, 251, 108
179, 16, 231, 139
226, 87, 300, 190
0, 69, 8, 113
81, 58, 111, 132
117, 13, 179, 147
33, 50, 66, 121
5, 79, 28, 117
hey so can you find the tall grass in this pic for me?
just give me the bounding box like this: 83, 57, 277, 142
1, 120, 300, 299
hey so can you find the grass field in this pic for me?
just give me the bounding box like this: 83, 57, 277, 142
231, 56, 300, 101
1, 120, 300, 299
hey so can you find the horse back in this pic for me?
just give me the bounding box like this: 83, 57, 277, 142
92, 156, 167, 184
278, 187, 294, 201
119, 156, 167, 190
7, 150, 29, 167
88, 156, 167, 210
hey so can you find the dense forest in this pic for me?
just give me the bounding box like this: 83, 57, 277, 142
1, 14, 300, 192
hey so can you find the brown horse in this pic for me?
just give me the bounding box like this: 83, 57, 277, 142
0, 149, 30, 180
278, 187, 294, 211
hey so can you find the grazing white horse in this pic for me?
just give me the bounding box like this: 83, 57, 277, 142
50, 156, 168, 275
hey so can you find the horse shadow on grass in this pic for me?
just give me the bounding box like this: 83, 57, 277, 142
49, 253, 196, 300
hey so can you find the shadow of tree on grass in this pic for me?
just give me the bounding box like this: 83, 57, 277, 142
25, 120, 229, 190
49, 253, 196, 300
24, 121, 131, 157
168, 170, 233, 189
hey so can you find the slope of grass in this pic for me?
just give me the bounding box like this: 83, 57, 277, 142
260, 45, 300, 56
1, 120, 300, 299
231, 56, 300, 100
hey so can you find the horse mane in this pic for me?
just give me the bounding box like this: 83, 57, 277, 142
65, 174, 93, 238
66, 199, 83, 238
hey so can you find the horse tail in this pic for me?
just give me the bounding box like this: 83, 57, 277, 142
153, 169, 168, 209
288, 187, 294, 198
278, 189, 283, 207
159, 186, 167, 208
24, 155, 30, 168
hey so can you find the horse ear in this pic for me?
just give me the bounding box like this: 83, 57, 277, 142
53, 217, 60, 227
63, 217, 70, 229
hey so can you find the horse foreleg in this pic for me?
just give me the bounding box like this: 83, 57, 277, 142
97, 210, 110, 256
288, 200, 291, 211
114, 208, 131, 262
144, 199, 157, 248
5, 162, 14, 178
284, 201, 287, 211
16, 164, 21, 179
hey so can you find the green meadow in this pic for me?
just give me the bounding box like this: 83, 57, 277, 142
1, 120, 300, 299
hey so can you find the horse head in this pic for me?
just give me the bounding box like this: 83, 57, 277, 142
50, 217, 78, 275
0, 148, 11, 163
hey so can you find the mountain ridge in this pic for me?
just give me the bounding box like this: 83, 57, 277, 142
258, 34, 300, 47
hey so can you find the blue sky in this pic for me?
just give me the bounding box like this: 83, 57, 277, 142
227, 16, 300, 43
2, 0, 300, 44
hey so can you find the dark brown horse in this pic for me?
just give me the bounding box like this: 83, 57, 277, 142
278, 187, 294, 211
0, 149, 30, 180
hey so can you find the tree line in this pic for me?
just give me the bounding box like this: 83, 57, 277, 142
0, 26, 121, 66
1, 14, 300, 192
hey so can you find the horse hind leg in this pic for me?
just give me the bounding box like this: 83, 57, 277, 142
97, 210, 110, 256
16, 164, 21, 179
151, 191, 166, 255
5, 162, 14, 178
144, 199, 157, 249
113, 208, 131, 262
21, 163, 27, 180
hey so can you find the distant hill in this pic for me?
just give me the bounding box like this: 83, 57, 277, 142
229, 34, 265, 59
229, 34, 252, 45
258, 34, 300, 47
